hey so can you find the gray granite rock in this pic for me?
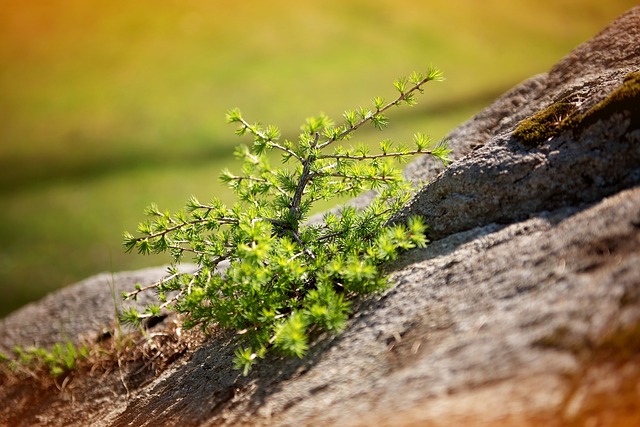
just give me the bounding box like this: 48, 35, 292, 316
2, 6, 639, 427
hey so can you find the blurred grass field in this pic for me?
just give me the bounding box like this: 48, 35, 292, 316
0, 0, 636, 316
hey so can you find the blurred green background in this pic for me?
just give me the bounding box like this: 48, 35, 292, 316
0, 0, 636, 317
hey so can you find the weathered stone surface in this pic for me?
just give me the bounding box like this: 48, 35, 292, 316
398, 7, 640, 238
0, 265, 196, 355
2, 6, 639, 427
404, 4, 640, 186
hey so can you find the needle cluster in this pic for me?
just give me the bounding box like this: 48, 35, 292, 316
122, 68, 450, 374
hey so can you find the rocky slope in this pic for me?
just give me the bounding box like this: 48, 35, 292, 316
1, 6, 639, 427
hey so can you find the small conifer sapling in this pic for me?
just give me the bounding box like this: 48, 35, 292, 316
123, 67, 450, 374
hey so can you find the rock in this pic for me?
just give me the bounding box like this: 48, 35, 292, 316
397, 6, 640, 238
0, 265, 197, 355
1, 6, 639, 427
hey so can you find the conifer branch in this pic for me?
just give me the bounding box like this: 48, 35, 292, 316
318, 67, 443, 150
289, 132, 320, 225
122, 271, 182, 301
125, 216, 238, 247
232, 114, 302, 162
318, 147, 431, 161
124, 69, 448, 374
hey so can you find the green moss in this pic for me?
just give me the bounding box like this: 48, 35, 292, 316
512, 100, 578, 147
581, 71, 640, 130
514, 71, 640, 147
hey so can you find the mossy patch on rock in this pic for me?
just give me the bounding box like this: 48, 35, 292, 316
512, 100, 579, 147
514, 71, 640, 147
581, 70, 640, 130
